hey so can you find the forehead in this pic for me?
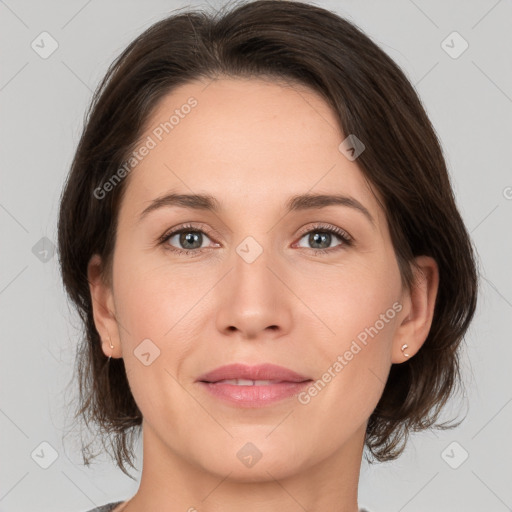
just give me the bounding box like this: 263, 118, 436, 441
119, 77, 383, 225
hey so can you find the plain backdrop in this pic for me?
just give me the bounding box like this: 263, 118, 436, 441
1, 1, 511, 511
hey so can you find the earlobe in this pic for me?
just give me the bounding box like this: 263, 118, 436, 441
87, 253, 122, 359
392, 255, 439, 363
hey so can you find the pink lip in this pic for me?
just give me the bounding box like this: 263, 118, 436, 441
196, 363, 310, 383
196, 363, 312, 408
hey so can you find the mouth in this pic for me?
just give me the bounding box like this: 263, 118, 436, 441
196, 363, 313, 408
207, 379, 292, 386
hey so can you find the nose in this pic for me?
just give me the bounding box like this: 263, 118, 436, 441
215, 243, 294, 341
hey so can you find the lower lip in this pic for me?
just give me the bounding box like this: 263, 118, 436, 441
198, 381, 312, 408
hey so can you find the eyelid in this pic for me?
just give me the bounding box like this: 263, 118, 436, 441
296, 222, 352, 242
158, 222, 218, 244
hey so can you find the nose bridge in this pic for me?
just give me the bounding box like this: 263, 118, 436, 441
232, 232, 278, 305
215, 230, 291, 337
228, 204, 292, 293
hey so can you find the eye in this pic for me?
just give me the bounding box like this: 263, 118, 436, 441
158, 223, 218, 256
294, 223, 353, 254
158, 222, 353, 257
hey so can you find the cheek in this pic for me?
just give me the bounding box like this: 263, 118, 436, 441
111, 251, 216, 389
112, 242, 190, 337
111, 256, 200, 426
293, 299, 399, 450
296, 253, 401, 404
298, 255, 402, 345
114, 274, 168, 339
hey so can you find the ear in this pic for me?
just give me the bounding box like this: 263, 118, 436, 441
391, 255, 439, 363
87, 254, 122, 359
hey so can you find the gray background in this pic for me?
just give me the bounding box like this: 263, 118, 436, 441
1, 0, 511, 511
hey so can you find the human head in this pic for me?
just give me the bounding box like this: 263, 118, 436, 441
58, 0, 478, 477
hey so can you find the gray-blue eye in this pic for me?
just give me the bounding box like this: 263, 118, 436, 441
295, 225, 352, 253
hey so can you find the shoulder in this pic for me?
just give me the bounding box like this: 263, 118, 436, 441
81, 501, 124, 512
81, 503, 369, 512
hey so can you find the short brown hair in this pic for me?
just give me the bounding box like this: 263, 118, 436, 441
58, 0, 478, 477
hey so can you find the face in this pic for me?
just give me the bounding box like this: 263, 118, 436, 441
89, 77, 426, 482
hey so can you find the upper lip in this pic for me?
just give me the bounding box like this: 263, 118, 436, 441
196, 363, 311, 383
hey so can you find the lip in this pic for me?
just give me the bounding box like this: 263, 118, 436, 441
196, 363, 312, 408
196, 363, 310, 383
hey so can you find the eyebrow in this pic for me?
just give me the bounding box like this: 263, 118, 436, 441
138, 191, 375, 226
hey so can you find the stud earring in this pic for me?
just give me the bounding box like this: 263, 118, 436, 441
401, 344, 410, 357
108, 337, 114, 360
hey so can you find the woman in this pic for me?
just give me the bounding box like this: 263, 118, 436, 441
57, 1, 478, 511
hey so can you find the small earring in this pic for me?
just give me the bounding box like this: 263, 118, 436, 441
401, 344, 410, 357
108, 337, 114, 360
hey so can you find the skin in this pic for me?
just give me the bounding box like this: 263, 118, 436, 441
88, 77, 439, 512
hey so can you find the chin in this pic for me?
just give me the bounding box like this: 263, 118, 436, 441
190, 435, 313, 482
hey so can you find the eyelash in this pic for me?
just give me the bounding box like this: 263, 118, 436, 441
157, 222, 353, 256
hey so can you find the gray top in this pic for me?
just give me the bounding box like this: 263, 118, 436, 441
83, 502, 124, 512
84, 501, 371, 511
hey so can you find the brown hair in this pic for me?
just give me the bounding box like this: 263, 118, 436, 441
57, 0, 478, 477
